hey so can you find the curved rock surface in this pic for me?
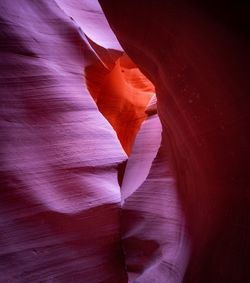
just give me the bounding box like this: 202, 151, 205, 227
85, 54, 154, 155
0, 1, 127, 282
100, 1, 250, 282
1, 1, 250, 282
121, 114, 162, 202
121, 112, 190, 283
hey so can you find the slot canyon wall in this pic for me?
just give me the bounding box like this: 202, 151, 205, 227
0, 0, 249, 282
100, 1, 250, 282
0, 1, 127, 282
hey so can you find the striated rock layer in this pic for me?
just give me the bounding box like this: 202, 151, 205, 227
1, 0, 250, 282
121, 113, 190, 283
0, 1, 128, 282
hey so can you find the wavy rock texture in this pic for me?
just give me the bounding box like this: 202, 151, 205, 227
54, 0, 123, 51
0, 1, 127, 282
121, 113, 190, 283
121, 114, 162, 203
100, 1, 250, 282
1, 1, 250, 283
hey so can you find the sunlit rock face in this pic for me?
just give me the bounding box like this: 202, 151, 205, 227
85, 53, 154, 154
1, 0, 249, 283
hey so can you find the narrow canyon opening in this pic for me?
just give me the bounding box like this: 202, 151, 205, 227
84, 47, 168, 281
85, 49, 156, 156
84, 43, 160, 192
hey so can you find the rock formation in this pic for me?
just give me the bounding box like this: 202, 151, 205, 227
1, 1, 249, 282
100, 1, 250, 282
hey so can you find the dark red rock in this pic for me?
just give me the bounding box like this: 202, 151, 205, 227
100, 1, 250, 282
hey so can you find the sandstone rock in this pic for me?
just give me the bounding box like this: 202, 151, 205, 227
0, 1, 127, 282
100, 1, 250, 282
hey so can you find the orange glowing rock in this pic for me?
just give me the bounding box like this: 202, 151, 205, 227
86, 53, 154, 154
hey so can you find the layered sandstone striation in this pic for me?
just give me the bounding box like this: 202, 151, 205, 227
1, 1, 249, 283
0, 1, 127, 282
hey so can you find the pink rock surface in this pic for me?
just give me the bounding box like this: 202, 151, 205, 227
1, 1, 250, 282
55, 0, 123, 51
121, 113, 190, 283
121, 114, 162, 202
0, 1, 127, 282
